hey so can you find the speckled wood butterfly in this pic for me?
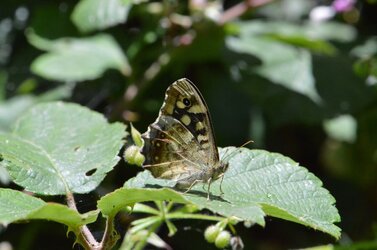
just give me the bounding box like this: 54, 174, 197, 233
141, 78, 228, 199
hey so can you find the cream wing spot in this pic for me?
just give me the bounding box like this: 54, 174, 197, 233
188, 104, 205, 114
196, 122, 204, 130
181, 115, 191, 126
176, 101, 185, 109
197, 134, 207, 142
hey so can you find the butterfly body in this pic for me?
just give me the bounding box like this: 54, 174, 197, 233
142, 78, 227, 198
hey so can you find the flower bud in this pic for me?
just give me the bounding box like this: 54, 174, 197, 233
215, 230, 231, 249
124, 145, 144, 166
134, 150, 145, 166
204, 225, 220, 243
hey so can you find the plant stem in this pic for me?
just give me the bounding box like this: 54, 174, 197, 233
133, 221, 163, 250
110, 52, 171, 121
66, 192, 100, 250
99, 214, 120, 250
166, 212, 224, 221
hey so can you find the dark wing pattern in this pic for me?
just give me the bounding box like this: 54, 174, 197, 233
141, 78, 220, 183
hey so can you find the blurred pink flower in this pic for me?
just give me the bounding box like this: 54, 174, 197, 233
332, 0, 356, 12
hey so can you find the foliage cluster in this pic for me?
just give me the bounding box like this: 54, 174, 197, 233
1, 0, 377, 249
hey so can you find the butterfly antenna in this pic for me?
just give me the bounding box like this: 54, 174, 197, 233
239, 140, 254, 148
221, 140, 254, 163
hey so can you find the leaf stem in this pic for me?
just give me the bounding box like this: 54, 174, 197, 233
66, 192, 100, 250
166, 212, 224, 221
99, 214, 120, 250
133, 220, 163, 250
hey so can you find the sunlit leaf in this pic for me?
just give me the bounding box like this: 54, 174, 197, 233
0, 84, 74, 132
232, 20, 355, 44
351, 37, 377, 58
28, 32, 131, 81
227, 36, 321, 103
0, 162, 10, 185
0, 102, 126, 195
324, 115, 357, 143
72, 0, 132, 33
0, 188, 98, 228
99, 147, 341, 238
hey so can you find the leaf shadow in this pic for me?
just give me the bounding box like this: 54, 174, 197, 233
144, 184, 228, 202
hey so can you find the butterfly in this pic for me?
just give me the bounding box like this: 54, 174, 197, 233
141, 78, 228, 199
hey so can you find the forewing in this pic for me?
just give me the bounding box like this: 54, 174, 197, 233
159, 78, 220, 165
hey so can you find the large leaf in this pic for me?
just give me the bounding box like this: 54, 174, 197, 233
226, 20, 356, 103
28, 32, 131, 82
72, 0, 132, 33
232, 20, 355, 44
218, 148, 340, 237
98, 173, 266, 226
0, 188, 98, 228
0, 102, 126, 195
0, 84, 74, 132
227, 35, 320, 103
99, 147, 341, 238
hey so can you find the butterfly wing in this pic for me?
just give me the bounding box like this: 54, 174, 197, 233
159, 78, 219, 164
142, 115, 206, 181
141, 78, 220, 183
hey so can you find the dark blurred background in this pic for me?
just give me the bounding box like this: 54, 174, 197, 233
1, 0, 377, 249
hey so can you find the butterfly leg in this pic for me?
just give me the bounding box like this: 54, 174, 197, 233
219, 173, 225, 195
183, 179, 201, 194
206, 177, 212, 201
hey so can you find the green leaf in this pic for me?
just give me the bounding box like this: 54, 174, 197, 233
72, 0, 132, 33
105, 147, 341, 238
0, 162, 10, 185
232, 20, 355, 45
324, 115, 357, 143
303, 21, 356, 42
226, 20, 356, 103
256, 0, 313, 21
0, 188, 98, 228
351, 37, 377, 58
353, 57, 377, 78
28, 32, 131, 82
98, 187, 187, 217
0, 102, 126, 195
0, 84, 74, 132
219, 148, 340, 238
235, 20, 356, 43
98, 175, 265, 226
227, 36, 321, 103
301, 245, 334, 250
0, 96, 36, 132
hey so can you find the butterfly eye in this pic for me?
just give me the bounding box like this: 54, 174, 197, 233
183, 98, 191, 106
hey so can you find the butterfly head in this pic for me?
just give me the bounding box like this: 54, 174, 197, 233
213, 161, 229, 180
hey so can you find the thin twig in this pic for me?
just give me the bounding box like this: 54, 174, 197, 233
99, 214, 120, 250
111, 52, 171, 121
